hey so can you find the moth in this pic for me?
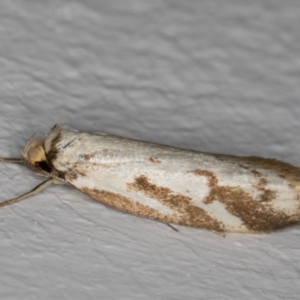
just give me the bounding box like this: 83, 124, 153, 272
1, 124, 300, 234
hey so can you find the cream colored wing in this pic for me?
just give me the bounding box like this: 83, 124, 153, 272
44, 126, 300, 233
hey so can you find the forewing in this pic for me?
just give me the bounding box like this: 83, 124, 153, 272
45, 127, 300, 233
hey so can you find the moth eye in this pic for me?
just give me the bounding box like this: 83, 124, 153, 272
37, 161, 52, 173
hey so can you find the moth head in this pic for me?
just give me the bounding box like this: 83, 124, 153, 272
22, 136, 52, 175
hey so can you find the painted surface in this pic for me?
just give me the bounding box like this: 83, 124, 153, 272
0, 1, 300, 299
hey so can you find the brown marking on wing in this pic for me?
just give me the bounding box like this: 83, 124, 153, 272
217, 154, 300, 189
80, 153, 97, 160
248, 169, 262, 177
260, 189, 277, 202
45, 128, 63, 164
79, 150, 113, 160
64, 169, 86, 181
215, 157, 278, 203
237, 156, 300, 181
253, 178, 277, 202
220, 154, 300, 202
55, 161, 89, 181
239, 164, 262, 178
79, 149, 128, 165
191, 170, 218, 204
81, 188, 180, 224
214, 186, 297, 231
149, 156, 161, 163
192, 169, 298, 231
128, 175, 224, 231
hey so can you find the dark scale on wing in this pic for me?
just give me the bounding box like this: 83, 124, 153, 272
45, 130, 63, 164
61, 137, 78, 149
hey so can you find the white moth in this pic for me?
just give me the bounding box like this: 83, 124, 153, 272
1, 124, 300, 234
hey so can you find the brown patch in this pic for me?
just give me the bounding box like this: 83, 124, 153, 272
249, 169, 262, 177
216, 155, 291, 204
79, 150, 107, 161
63, 163, 89, 181
79, 153, 97, 160
239, 164, 262, 178
191, 170, 218, 204
45, 129, 63, 165
239, 156, 300, 180
81, 188, 178, 224
253, 178, 277, 202
260, 189, 277, 202
226, 155, 300, 202
149, 156, 161, 163
213, 186, 297, 231
256, 178, 268, 187
217, 154, 300, 186
79, 149, 127, 163
192, 169, 298, 231
75, 169, 88, 176
128, 175, 224, 231
64, 170, 79, 181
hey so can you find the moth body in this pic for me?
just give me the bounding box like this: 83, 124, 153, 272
1, 125, 300, 234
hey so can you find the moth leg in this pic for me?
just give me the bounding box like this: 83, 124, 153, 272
167, 223, 179, 232
0, 178, 53, 208
0, 157, 23, 163
52, 178, 69, 185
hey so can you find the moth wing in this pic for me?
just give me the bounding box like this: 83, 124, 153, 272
45, 126, 300, 233
60, 157, 251, 233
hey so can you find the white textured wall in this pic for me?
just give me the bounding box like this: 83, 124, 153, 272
0, 1, 300, 299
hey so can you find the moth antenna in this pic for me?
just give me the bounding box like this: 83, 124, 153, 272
0, 157, 23, 163
0, 179, 53, 208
